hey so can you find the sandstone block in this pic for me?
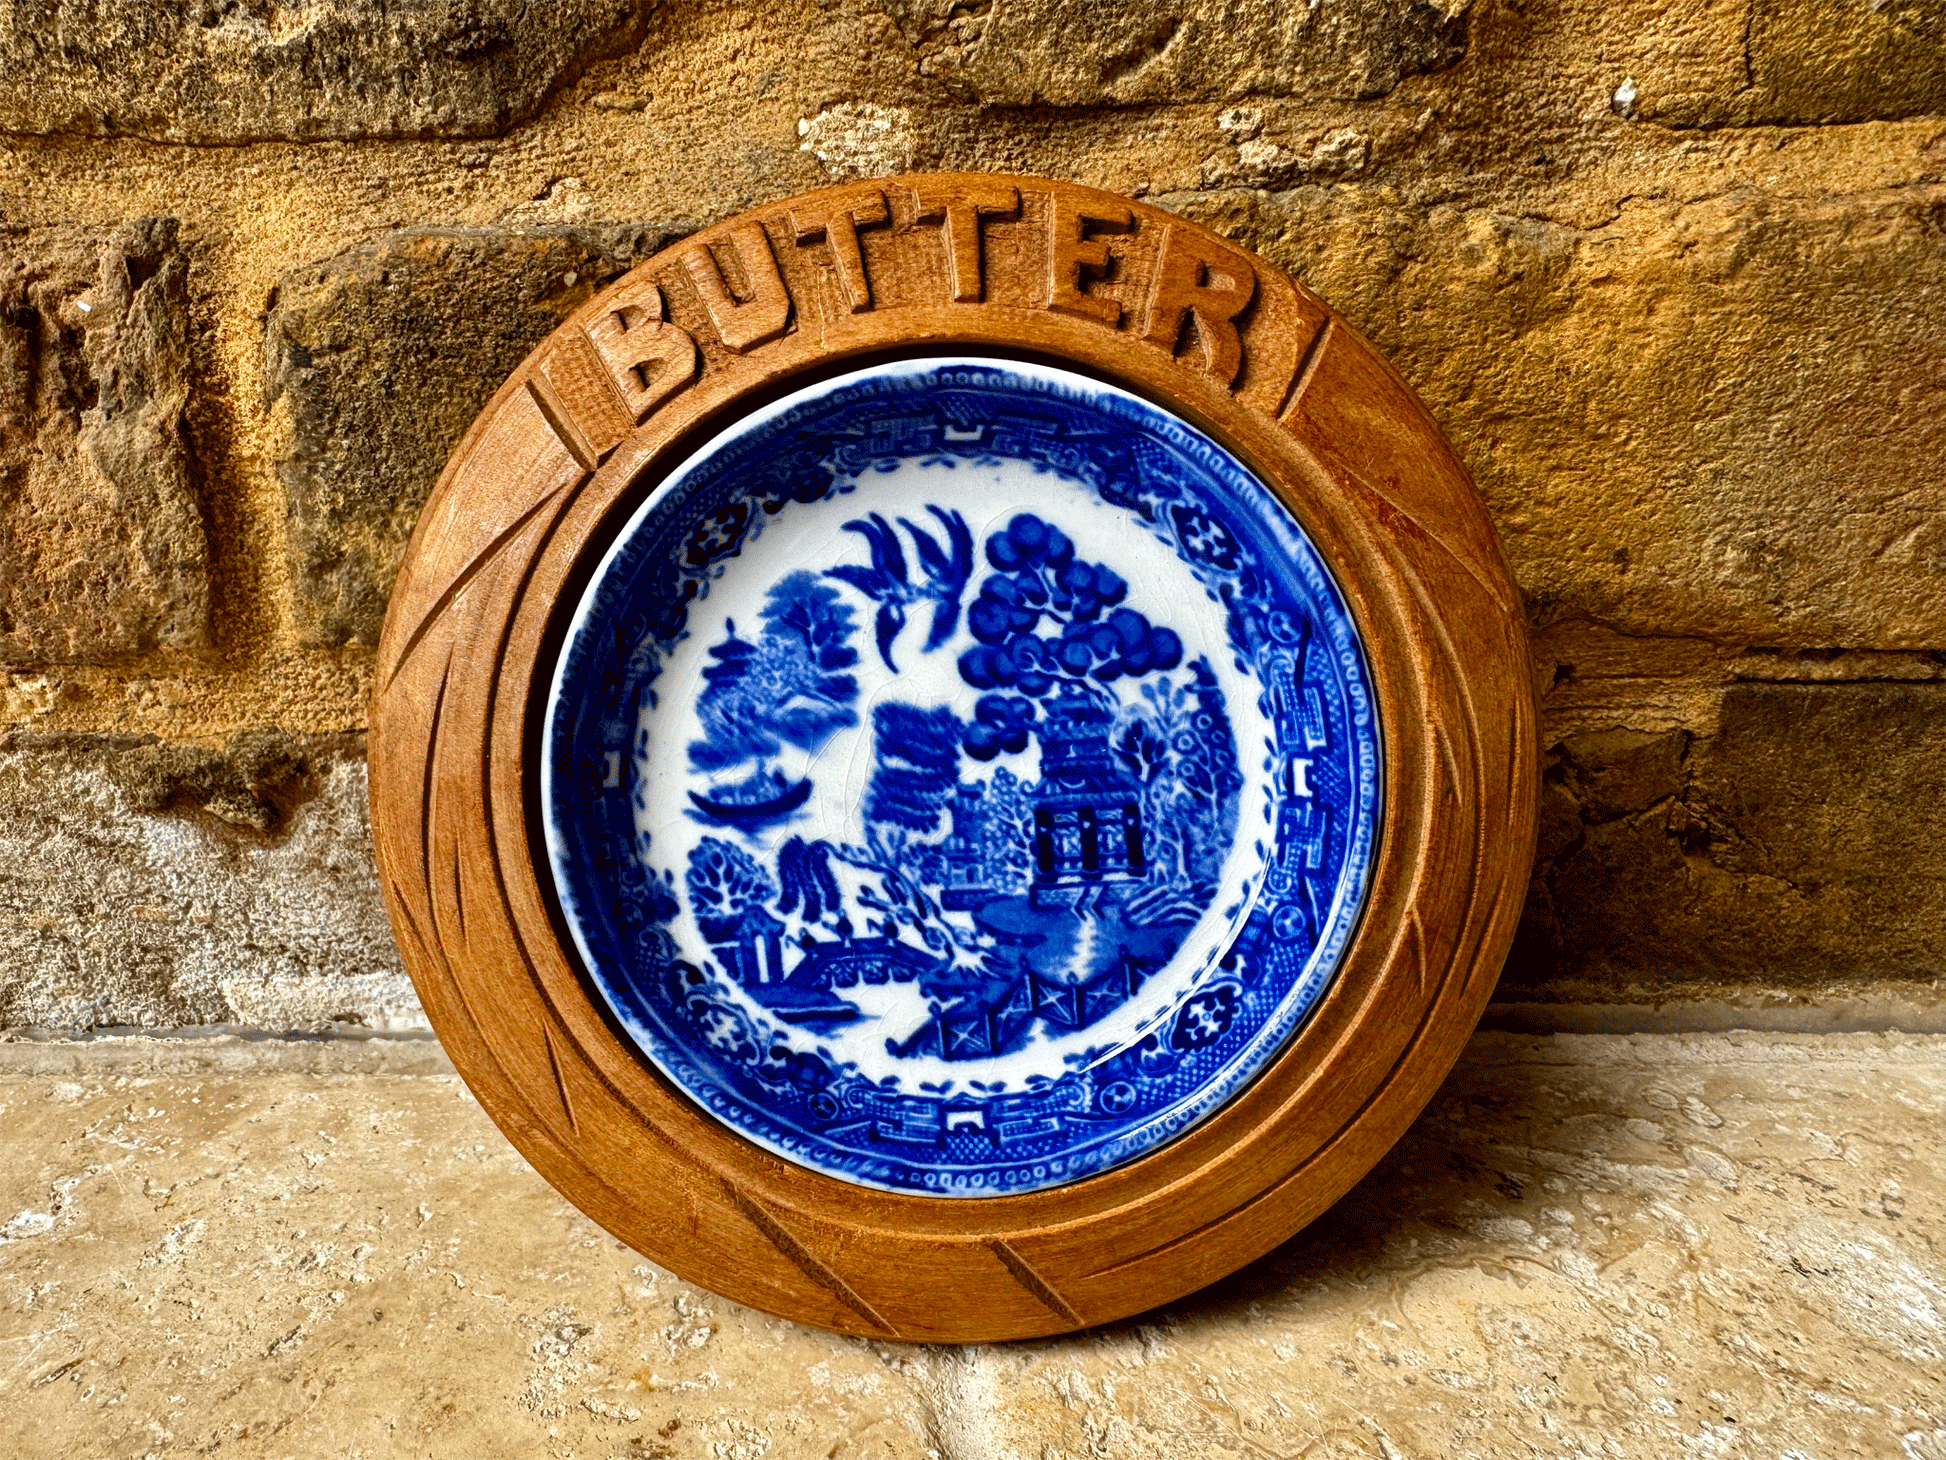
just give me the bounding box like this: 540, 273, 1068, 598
1175, 185, 1946, 649
107, 726, 319, 834
875, 0, 1469, 106
265, 225, 686, 647
1617, 0, 1946, 127
1693, 683, 1946, 964
0, 220, 209, 665
1512, 683, 1946, 992
0, 735, 413, 1030
0, 0, 647, 143
1557, 727, 1687, 824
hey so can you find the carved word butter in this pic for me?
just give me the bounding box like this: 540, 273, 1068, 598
527, 183, 1331, 470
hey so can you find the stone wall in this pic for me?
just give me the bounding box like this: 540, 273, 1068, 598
1, 0, 1939, 1029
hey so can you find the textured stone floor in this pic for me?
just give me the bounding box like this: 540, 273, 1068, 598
0, 1031, 1937, 1460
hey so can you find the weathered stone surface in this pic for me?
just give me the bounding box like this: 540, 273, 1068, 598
265, 224, 687, 647
0, 1036, 938, 1458
0, 1030, 1935, 1456
797, 101, 921, 179
107, 726, 322, 833
0, 220, 208, 665
1557, 727, 1687, 824
0, 736, 412, 1030
876, 0, 1469, 106
1616, 0, 1946, 127
1511, 683, 1946, 995
1170, 184, 1946, 649
0, 0, 648, 143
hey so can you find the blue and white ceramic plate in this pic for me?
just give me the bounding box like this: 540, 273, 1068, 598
542, 358, 1381, 1196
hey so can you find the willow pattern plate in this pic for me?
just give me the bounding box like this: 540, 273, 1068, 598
543, 357, 1381, 1196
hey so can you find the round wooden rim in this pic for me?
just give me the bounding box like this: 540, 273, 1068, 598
370, 174, 1536, 1342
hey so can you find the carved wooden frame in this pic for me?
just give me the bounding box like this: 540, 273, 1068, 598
370, 173, 1536, 1342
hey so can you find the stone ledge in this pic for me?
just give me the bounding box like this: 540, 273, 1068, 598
0, 1030, 1935, 1457
1482, 985, 1946, 1036
0, 1029, 449, 1079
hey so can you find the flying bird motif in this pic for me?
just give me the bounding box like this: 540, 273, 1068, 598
824, 506, 974, 671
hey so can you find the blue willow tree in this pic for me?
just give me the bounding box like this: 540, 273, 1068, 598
685, 837, 774, 941
850, 703, 980, 954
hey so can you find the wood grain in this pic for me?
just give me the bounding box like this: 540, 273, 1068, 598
369, 173, 1539, 1342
